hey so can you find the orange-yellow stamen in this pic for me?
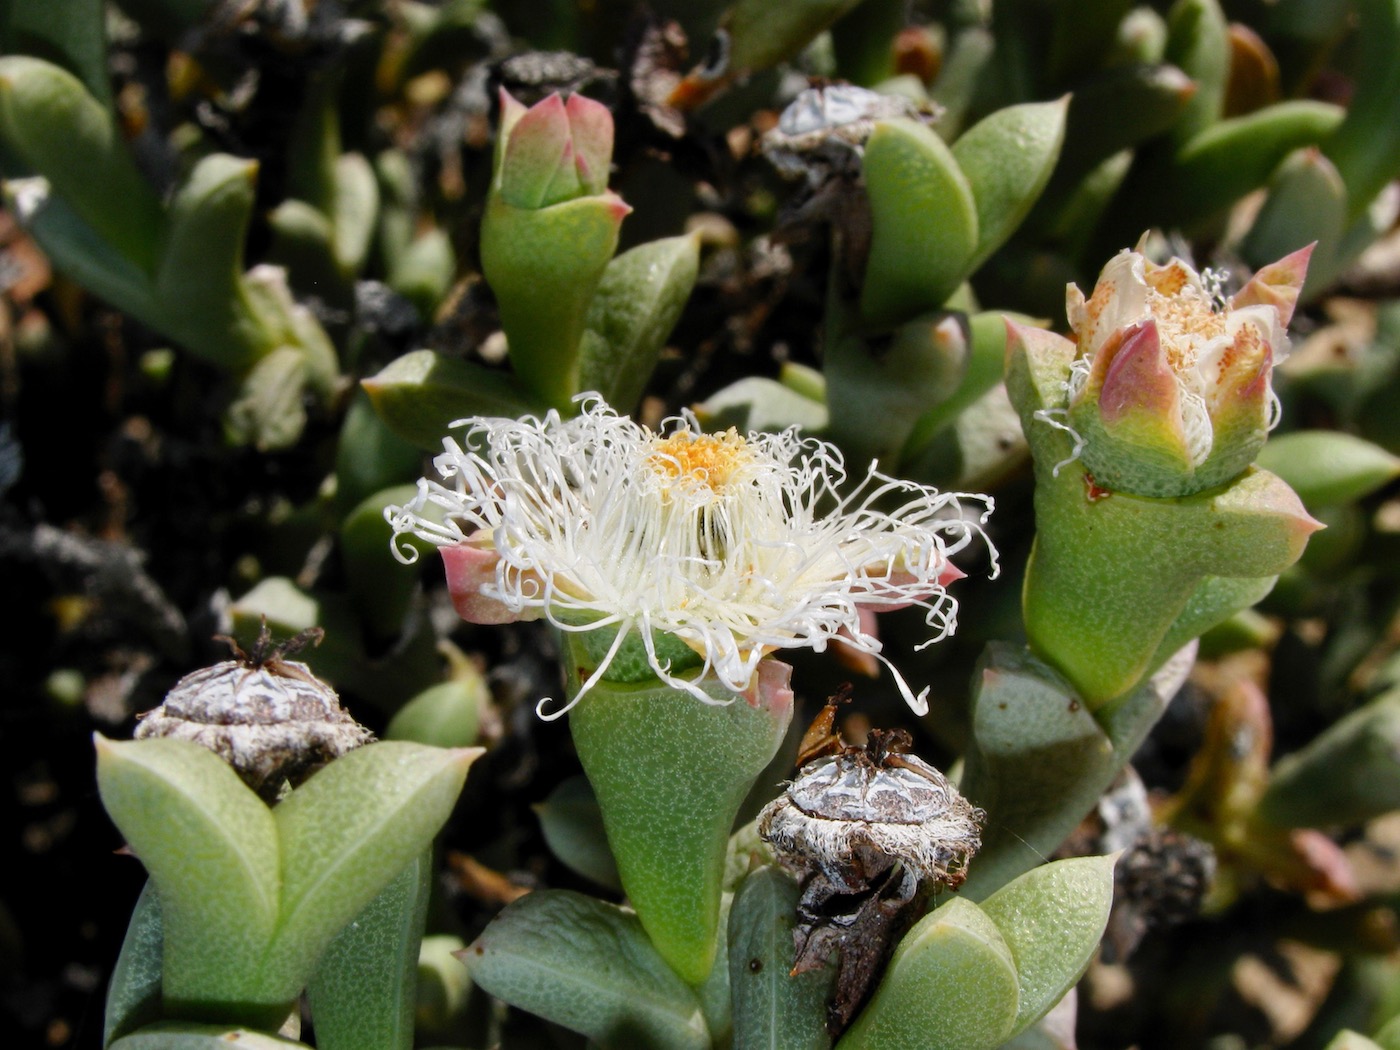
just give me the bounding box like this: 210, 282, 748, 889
648, 429, 751, 491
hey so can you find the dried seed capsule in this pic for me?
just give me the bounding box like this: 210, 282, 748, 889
135, 627, 373, 801
757, 718, 983, 1035
760, 728, 983, 893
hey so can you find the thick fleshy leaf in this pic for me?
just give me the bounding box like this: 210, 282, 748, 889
958, 643, 1187, 897
460, 890, 710, 1049
1157, 101, 1344, 225
387, 228, 455, 316
1323, 0, 1400, 220
825, 312, 970, 470
694, 376, 830, 434
1259, 686, 1400, 828
860, 118, 979, 328
155, 154, 284, 372
95, 736, 283, 1025
836, 898, 1020, 1050
104, 882, 165, 1046
416, 934, 471, 1032
264, 743, 479, 995
2, 0, 111, 106
727, 866, 832, 1050
1241, 152, 1344, 302
979, 855, 1117, 1039
1256, 431, 1400, 507
2, 176, 158, 322
305, 850, 432, 1050
568, 658, 794, 985
535, 775, 622, 891
333, 392, 424, 517
577, 233, 701, 411
902, 310, 1020, 462
0, 56, 163, 270
330, 153, 379, 275
224, 346, 309, 452
480, 192, 630, 409
341, 485, 435, 641
1164, 0, 1228, 144
952, 98, 1068, 269
1049, 63, 1195, 191
109, 1025, 308, 1049
361, 350, 544, 451
1324, 1033, 1387, 1050
385, 678, 484, 750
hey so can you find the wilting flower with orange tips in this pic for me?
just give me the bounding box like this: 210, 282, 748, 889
1056, 243, 1312, 497
386, 397, 994, 717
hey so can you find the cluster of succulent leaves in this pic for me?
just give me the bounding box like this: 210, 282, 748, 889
6, 0, 1400, 1047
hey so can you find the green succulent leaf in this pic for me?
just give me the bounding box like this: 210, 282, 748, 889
330, 153, 379, 276
480, 193, 628, 410
2, 0, 111, 106
534, 774, 622, 892
416, 934, 472, 1033
952, 98, 1069, 269
95, 736, 284, 1024
361, 350, 544, 451
104, 882, 166, 1046
3, 175, 158, 319
1259, 685, 1400, 828
109, 1024, 309, 1049
861, 118, 979, 328
825, 312, 970, 471
1159, 101, 1344, 225
1255, 431, 1400, 507
837, 898, 1020, 1050
1323, 0, 1400, 221
1164, 0, 1229, 145
1052, 63, 1195, 188
578, 233, 701, 412
1240, 148, 1347, 301
979, 855, 1117, 1039
264, 742, 479, 995
460, 890, 711, 1050
959, 643, 1189, 897
341, 484, 434, 642
903, 310, 1027, 461
0, 55, 163, 271
305, 850, 432, 1050
567, 657, 793, 985
385, 678, 484, 750
695, 376, 830, 434
727, 866, 832, 1050
388, 229, 455, 317
224, 346, 309, 452
1324, 1033, 1388, 1050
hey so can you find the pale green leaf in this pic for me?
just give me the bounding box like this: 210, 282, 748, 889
979, 855, 1116, 1039
727, 866, 831, 1050
837, 898, 1020, 1050
462, 890, 711, 1050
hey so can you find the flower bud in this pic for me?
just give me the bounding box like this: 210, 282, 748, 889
482, 91, 630, 410
1064, 243, 1311, 497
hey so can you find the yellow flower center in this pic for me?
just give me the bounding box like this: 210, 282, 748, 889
647, 429, 751, 492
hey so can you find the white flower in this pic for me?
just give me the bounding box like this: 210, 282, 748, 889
387, 396, 995, 718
